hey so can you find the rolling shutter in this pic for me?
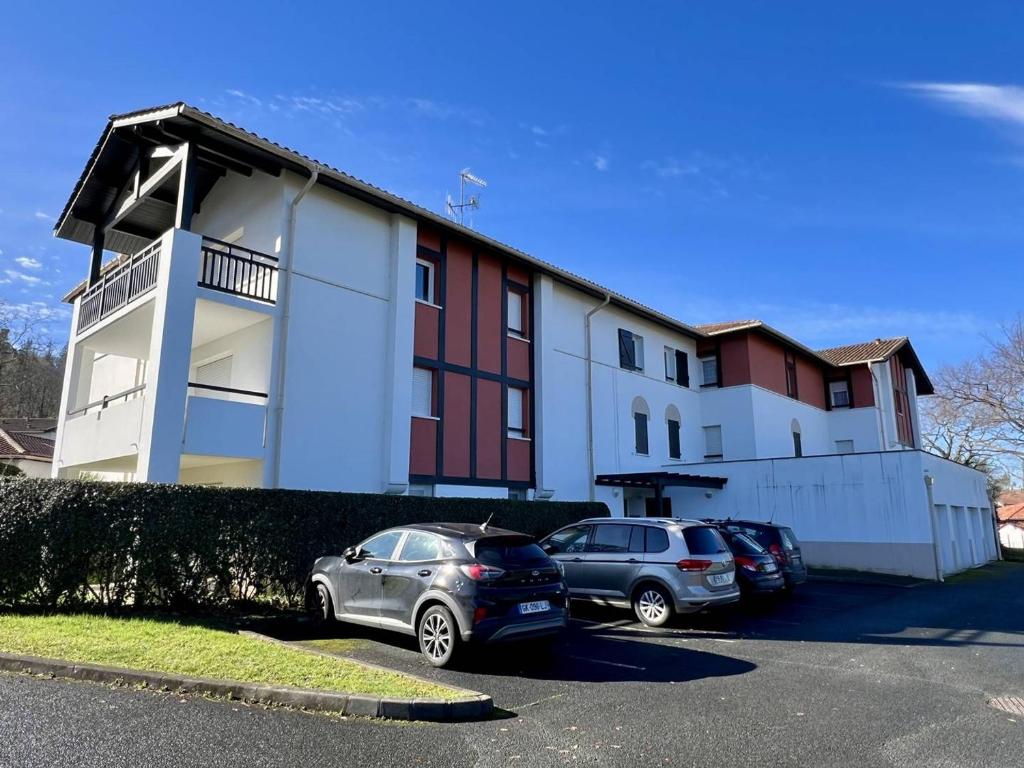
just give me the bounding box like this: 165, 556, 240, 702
412, 367, 433, 417
195, 356, 232, 388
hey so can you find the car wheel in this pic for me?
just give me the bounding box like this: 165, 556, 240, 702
310, 582, 334, 628
633, 584, 673, 627
418, 605, 459, 667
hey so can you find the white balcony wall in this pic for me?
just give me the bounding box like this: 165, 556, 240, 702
183, 397, 266, 459
59, 396, 145, 467
191, 169, 287, 258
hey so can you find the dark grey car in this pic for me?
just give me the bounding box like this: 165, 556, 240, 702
306, 523, 569, 666
541, 518, 740, 627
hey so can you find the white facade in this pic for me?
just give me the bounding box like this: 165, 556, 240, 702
51, 104, 996, 579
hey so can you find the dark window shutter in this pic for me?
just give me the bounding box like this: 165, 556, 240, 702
793, 431, 802, 458
675, 350, 689, 387
618, 329, 635, 369
634, 412, 649, 454
668, 419, 681, 459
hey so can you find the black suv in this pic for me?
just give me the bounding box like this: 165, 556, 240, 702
306, 523, 569, 666
708, 519, 808, 589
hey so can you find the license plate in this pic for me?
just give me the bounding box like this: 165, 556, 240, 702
519, 600, 550, 615
708, 572, 735, 586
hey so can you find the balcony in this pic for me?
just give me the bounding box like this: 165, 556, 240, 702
60, 384, 147, 468
78, 241, 160, 332
77, 234, 278, 335
199, 237, 278, 303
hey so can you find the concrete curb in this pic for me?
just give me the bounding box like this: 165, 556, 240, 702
0, 652, 493, 722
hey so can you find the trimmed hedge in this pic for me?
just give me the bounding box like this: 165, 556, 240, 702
0, 479, 607, 611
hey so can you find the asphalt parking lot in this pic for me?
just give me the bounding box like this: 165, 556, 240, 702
1, 564, 1022, 768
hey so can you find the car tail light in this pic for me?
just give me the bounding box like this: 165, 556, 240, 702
676, 559, 713, 571
472, 606, 489, 624
768, 543, 788, 565
459, 563, 506, 581
734, 555, 759, 572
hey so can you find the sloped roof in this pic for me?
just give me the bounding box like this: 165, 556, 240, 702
0, 428, 54, 460
696, 320, 763, 335
0, 417, 57, 433
998, 503, 1024, 522
816, 338, 909, 366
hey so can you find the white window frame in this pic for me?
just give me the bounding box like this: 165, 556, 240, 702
507, 289, 524, 337
508, 386, 526, 438
700, 356, 718, 387
415, 259, 435, 305
664, 346, 677, 382
703, 425, 723, 460
633, 334, 645, 372
412, 366, 436, 419
829, 380, 850, 408
835, 439, 854, 454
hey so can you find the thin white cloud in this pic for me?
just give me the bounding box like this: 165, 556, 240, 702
33, 211, 55, 222
643, 157, 700, 178
14, 256, 41, 270
592, 154, 609, 172
4, 269, 43, 286
901, 82, 1024, 128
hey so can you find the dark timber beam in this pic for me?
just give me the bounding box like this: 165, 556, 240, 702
89, 227, 104, 287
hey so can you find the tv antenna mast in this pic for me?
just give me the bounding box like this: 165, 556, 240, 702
446, 168, 488, 225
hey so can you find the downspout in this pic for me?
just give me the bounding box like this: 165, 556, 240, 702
585, 293, 612, 501
270, 164, 320, 488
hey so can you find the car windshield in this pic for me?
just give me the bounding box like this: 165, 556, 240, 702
683, 526, 729, 555
726, 532, 766, 555
475, 537, 549, 567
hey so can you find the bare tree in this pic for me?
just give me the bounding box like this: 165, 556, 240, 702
922, 315, 1024, 495
0, 300, 66, 418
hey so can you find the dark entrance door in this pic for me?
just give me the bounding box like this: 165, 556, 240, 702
645, 497, 672, 517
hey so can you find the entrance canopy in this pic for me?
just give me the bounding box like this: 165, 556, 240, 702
595, 471, 727, 491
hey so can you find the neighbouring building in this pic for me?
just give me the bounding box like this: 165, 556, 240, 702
997, 503, 1024, 551
49, 103, 998, 579
0, 418, 56, 478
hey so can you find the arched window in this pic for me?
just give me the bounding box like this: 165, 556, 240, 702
791, 418, 803, 458
665, 405, 682, 460
632, 397, 650, 455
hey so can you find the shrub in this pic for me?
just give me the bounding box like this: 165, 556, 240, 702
0, 479, 607, 611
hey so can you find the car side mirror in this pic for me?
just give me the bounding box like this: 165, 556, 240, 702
343, 546, 361, 563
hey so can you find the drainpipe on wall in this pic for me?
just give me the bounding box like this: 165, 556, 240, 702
270, 164, 320, 488
923, 472, 944, 582
585, 293, 611, 502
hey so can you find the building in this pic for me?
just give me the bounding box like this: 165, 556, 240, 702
997, 503, 1024, 551
0, 418, 56, 477
49, 103, 997, 578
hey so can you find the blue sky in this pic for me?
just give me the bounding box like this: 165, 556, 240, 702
1, 2, 1022, 369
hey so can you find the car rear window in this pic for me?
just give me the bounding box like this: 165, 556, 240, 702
475, 538, 549, 567
725, 532, 765, 556
683, 526, 730, 555
779, 527, 799, 551
726, 524, 776, 550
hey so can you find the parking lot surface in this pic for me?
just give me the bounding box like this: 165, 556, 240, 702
2, 564, 1022, 767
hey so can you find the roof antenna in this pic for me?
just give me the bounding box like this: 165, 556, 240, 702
446, 168, 488, 226
480, 511, 495, 532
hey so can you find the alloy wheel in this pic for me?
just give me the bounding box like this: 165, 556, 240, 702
638, 589, 667, 623
422, 613, 451, 661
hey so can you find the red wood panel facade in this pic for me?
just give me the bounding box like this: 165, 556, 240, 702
409, 227, 534, 489
891, 355, 915, 447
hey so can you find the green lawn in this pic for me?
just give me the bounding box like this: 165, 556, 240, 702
0, 614, 456, 700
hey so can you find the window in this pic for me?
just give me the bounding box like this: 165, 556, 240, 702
700, 356, 718, 386
398, 531, 443, 561
645, 527, 670, 553
666, 404, 682, 460
415, 259, 434, 303
408, 483, 434, 497
358, 530, 405, 561
508, 488, 529, 501
632, 396, 650, 455
785, 351, 798, 399
508, 387, 526, 437
703, 425, 723, 460
664, 347, 690, 387
544, 524, 592, 554
792, 418, 802, 458
507, 289, 525, 337
667, 419, 681, 460
588, 524, 635, 553
683, 526, 730, 555
829, 380, 850, 408
412, 367, 435, 418
195, 355, 232, 388
618, 329, 644, 372
835, 439, 854, 454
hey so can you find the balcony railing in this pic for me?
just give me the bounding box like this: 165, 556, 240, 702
67, 383, 146, 417
78, 242, 160, 332
199, 238, 278, 303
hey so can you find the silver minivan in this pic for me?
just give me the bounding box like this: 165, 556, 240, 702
540, 518, 741, 626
